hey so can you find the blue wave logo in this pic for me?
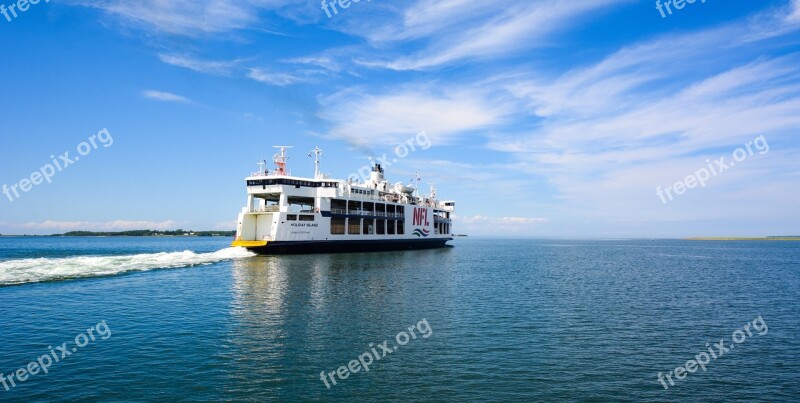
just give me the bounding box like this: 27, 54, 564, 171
412, 228, 431, 237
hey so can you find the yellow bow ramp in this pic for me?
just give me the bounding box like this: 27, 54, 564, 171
231, 240, 268, 248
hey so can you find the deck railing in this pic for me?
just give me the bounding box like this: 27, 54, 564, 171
252, 205, 280, 213
329, 209, 405, 218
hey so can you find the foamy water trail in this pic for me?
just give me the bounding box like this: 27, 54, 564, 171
0, 247, 257, 286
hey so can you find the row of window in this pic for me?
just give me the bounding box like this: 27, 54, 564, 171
287, 214, 315, 221
330, 218, 405, 235
330, 199, 405, 215
247, 179, 339, 188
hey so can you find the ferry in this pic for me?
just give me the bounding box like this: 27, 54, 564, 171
231, 146, 455, 254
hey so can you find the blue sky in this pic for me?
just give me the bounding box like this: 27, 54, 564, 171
1, 0, 798, 237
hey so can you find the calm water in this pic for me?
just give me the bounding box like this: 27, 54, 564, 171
0, 237, 798, 401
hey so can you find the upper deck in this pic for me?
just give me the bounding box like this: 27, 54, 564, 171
241, 146, 455, 214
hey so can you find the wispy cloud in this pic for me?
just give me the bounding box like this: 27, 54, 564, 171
284, 55, 342, 73
158, 54, 240, 75
247, 68, 305, 86
318, 86, 513, 147
791, 0, 800, 22
64, 0, 268, 36
357, 0, 631, 70
454, 215, 548, 235
63, 0, 323, 36
472, 7, 800, 230
141, 90, 193, 103
158, 55, 321, 87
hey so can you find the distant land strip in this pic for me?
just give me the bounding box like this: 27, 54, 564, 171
686, 236, 800, 241
47, 230, 234, 237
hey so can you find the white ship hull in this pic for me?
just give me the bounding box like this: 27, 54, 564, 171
234, 205, 452, 254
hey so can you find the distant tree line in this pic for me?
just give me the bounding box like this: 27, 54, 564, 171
53, 230, 235, 237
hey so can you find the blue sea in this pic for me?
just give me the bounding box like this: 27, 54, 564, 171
0, 237, 798, 401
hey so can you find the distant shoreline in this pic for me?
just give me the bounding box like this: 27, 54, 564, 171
0, 234, 796, 240
0, 230, 235, 237
686, 237, 800, 241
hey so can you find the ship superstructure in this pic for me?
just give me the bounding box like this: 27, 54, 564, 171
231, 146, 455, 254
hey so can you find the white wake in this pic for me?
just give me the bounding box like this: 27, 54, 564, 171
0, 247, 256, 286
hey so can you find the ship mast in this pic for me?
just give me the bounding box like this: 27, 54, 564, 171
273, 146, 292, 176
256, 159, 268, 176
310, 146, 323, 180
412, 172, 421, 197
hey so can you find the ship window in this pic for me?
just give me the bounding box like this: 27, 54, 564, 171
362, 219, 374, 235
287, 214, 297, 221
347, 200, 361, 215
287, 196, 315, 213
348, 218, 361, 234
331, 199, 346, 214
387, 220, 395, 235
376, 219, 385, 235
363, 202, 374, 215
299, 215, 314, 221
247, 179, 338, 188
331, 218, 345, 235
397, 222, 404, 235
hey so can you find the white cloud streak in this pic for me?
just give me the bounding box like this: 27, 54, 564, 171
158, 54, 240, 75
358, 0, 632, 70
247, 68, 304, 86
141, 90, 192, 103
63, 0, 305, 36
318, 86, 513, 147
